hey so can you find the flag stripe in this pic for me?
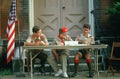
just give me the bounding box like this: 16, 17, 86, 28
8, 25, 15, 41
6, 0, 16, 63
7, 23, 15, 63
7, 34, 15, 53
7, 40, 15, 58
8, 22, 15, 39
7, 32, 15, 51
7, 48, 15, 63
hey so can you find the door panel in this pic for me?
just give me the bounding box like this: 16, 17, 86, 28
34, 0, 88, 38
61, 0, 88, 37
34, 0, 60, 38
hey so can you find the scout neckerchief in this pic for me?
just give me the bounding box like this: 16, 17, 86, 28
31, 34, 45, 52
58, 34, 64, 44
31, 34, 45, 43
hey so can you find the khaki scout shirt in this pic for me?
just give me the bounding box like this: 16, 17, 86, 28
26, 34, 49, 52
76, 34, 94, 44
26, 34, 48, 44
52, 35, 73, 55
76, 33, 94, 52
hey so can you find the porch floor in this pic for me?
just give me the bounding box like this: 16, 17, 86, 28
0, 71, 120, 79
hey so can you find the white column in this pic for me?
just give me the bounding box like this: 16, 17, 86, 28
88, 0, 94, 36
29, 0, 34, 34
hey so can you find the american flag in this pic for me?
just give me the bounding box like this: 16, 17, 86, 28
6, 0, 17, 63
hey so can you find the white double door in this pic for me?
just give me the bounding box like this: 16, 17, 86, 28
34, 0, 89, 38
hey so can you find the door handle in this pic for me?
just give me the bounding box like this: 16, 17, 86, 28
62, 6, 65, 9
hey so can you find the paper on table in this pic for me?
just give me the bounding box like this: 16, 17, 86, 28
64, 41, 78, 46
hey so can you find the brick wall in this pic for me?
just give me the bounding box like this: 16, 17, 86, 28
0, 0, 29, 70
94, 0, 117, 37
100, 0, 111, 29
0, 0, 29, 39
18, 0, 29, 39
0, 0, 11, 39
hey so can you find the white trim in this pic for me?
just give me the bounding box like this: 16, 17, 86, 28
29, 0, 34, 34
88, 0, 95, 36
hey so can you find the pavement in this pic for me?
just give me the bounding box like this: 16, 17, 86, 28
0, 71, 120, 79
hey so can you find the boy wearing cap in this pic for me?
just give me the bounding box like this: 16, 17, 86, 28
51, 26, 73, 78
71, 24, 95, 78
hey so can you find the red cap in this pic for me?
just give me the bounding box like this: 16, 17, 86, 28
59, 26, 68, 34
61, 26, 68, 33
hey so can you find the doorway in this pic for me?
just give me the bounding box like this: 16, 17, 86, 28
34, 0, 89, 38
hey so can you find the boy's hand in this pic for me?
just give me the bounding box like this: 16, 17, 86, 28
35, 42, 40, 46
39, 41, 45, 46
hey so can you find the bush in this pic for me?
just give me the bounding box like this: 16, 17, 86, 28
107, 2, 120, 27
107, 2, 120, 15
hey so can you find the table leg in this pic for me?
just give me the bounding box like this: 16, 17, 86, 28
30, 51, 33, 79
94, 49, 99, 79
94, 50, 97, 73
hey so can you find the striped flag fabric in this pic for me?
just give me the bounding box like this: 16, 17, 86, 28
6, 0, 17, 63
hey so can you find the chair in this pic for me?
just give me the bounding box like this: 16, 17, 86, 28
107, 42, 120, 76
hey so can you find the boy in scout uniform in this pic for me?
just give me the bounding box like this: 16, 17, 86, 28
72, 24, 94, 78
51, 26, 73, 78
24, 25, 49, 74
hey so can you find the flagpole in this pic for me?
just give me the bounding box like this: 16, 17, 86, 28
16, 20, 25, 77
15, 0, 25, 77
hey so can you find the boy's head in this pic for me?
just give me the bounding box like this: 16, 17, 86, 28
32, 25, 40, 33
83, 23, 91, 33
32, 25, 42, 37
59, 26, 68, 39
83, 23, 91, 29
59, 26, 68, 34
